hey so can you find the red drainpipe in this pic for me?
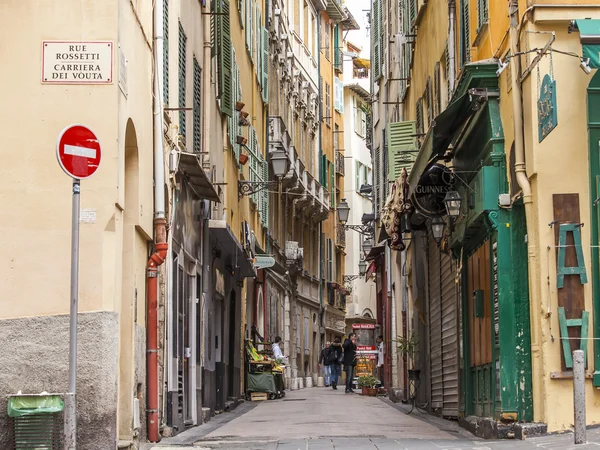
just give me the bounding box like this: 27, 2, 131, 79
147, 218, 168, 443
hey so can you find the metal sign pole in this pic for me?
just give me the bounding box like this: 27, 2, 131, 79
64, 179, 80, 449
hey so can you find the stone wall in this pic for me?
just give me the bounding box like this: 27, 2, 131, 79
0, 312, 119, 450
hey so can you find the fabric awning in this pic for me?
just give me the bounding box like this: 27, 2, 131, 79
178, 152, 220, 202
365, 241, 386, 262
209, 220, 257, 278
573, 19, 600, 68
408, 93, 475, 195
354, 58, 370, 69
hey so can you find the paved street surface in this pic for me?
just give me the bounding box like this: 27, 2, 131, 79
147, 388, 600, 450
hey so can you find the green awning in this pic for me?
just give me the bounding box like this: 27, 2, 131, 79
430, 93, 474, 159
408, 93, 474, 194
574, 19, 600, 69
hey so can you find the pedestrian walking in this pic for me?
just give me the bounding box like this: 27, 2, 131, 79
376, 335, 384, 386
318, 341, 332, 386
343, 333, 357, 393
328, 337, 343, 390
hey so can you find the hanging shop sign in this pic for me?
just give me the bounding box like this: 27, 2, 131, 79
254, 256, 276, 269
538, 74, 558, 142
412, 163, 455, 217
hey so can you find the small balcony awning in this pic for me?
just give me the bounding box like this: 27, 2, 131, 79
340, 8, 360, 30
178, 152, 220, 202
365, 241, 386, 262
354, 58, 370, 69
571, 19, 600, 68
209, 220, 257, 278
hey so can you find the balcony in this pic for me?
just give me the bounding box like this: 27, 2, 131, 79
326, 0, 346, 22
313, 182, 329, 222
335, 150, 345, 176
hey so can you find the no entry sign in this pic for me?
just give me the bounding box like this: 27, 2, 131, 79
56, 124, 102, 179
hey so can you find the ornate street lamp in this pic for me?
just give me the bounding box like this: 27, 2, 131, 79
358, 259, 367, 276
336, 199, 374, 236
238, 149, 290, 199
337, 198, 350, 224
444, 191, 462, 218
431, 217, 445, 243
362, 238, 373, 255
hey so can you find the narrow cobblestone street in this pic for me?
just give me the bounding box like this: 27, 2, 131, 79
146, 388, 600, 450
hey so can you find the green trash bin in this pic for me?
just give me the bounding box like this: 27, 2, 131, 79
8, 395, 64, 450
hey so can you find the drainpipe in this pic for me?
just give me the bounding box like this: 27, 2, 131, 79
148, 0, 168, 442
508, 0, 542, 422
318, 15, 324, 323
448, 0, 457, 94
202, 0, 212, 170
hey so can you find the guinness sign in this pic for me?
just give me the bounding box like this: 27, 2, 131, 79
412, 163, 455, 217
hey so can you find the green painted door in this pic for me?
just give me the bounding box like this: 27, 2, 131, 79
587, 72, 600, 386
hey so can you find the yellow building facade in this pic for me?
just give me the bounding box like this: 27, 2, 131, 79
376, 0, 600, 435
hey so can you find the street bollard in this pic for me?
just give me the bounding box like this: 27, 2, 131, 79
573, 349, 587, 444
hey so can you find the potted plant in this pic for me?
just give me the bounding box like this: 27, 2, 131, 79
357, 375, 377, 396
396, 331, 420, 380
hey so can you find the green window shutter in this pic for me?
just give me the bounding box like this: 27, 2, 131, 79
461, 0, 471, 65
238, 0, 244, 25
219, 0, 233, 117
211, 0, 220, 58
477, 0, 488, 31
387, 121, 417, 181
193, 57, 201, 153
322, 153, 328, 187
372, 0, 381, 79
261, 27, 269, 103
260, 157, 269, 228
330, 161, 335, 208
374, 145, 381, 217
178, 22, 187, 144
256, 7, 261, 78
245, 0, 251, 50
163, 0, 169, 105
334, 25, 340, 69
355, 161, 360, 191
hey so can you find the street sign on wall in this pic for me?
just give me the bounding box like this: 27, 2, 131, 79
56, 125, 102, 179
42, 41, 113, 84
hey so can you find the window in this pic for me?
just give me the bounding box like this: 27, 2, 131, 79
324, 22, 330, 60
460, 0, 471, 66
355, 161, 370, 192
193, 57, 201, 153
327, 238, 333, 281
354, 98, 367, 138
334, 77, 344, 113
477, 0, 489, 31
178, 22, 187, 144
163, 0, 169, 106
325, 83, 331, 126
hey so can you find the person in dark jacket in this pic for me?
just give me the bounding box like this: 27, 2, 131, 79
318, 341, 332, 386
329, 337, 343, 390
342, 333, 357, 393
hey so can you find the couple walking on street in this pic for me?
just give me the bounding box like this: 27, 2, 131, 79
318, 333, 357, 393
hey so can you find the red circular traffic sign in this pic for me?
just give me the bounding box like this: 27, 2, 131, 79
56, 124, 102, 179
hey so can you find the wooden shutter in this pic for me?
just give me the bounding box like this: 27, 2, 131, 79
164, 0, 169, 105
260, 154, 269, 228
262, 27, 269, 103
374, 145, 381, 217
322, 154, 328, 188
245, 0, 252, 50
434, 62, 441, 117
219, 0, 233, 117
425, 77, 432, 126
193, 57, 201, 153
355, 160, 361, 191
372, 0, 381, 79
256, 6, 261, 76
386, 120, 417, 181
330, 161, 335, 208
461, 0, 471, 65
477, 0, 488, 31
178, 22, 187, 143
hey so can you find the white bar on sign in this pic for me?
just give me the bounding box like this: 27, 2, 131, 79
64, 144, 96, 159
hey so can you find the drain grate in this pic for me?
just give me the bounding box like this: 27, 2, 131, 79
282, 398, 306, 401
